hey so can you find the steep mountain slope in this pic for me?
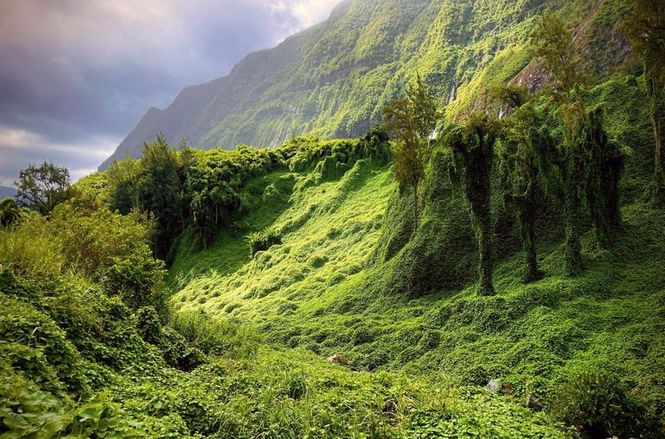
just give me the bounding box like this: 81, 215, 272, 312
101, 0, 625, 169
164, 72, 665, 435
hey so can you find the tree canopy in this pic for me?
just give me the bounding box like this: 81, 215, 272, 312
15, 161, 73, 215
383, 74, 439, 226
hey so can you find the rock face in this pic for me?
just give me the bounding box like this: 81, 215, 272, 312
101, 0, 629, 170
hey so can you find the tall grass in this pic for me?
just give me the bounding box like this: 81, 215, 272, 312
168, 310, 262, 360
0, 215, 65, 284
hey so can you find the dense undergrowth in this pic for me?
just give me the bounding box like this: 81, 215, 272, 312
0, 198, 568, 438
167, 165, 665, 436
0, 126, 574, 438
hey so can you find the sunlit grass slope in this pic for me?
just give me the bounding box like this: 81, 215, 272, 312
171, 159, 394, 320
170, 151, 665, 425
169, 74, 665, 432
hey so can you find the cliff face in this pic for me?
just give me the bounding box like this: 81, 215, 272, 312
101, 0, 627, 170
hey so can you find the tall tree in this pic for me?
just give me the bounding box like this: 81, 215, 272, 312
108, 158, 141, 215
382, 74, 439, 226
585, 106, 624, 247
445, 114, 499, 296
531, 11, 589, 276
622, 0, 665, 202
15, 161, 72, 215
497, 104, 553, 283
408, 74, 439, 140
137, 134, 186, 259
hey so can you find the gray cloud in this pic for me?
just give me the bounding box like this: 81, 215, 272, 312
0, 0, 340, 185
0, 124, 116, 185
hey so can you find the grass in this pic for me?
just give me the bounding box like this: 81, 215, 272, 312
167, 171, 296, 289
2, 74, 663, 437
170, 159, 393, 321
105, 345, 570, 438
167, 118, 665, 435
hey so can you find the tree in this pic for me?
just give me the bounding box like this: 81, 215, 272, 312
497, 104, 553, 283
382, 74, 439, 226
585, 106, 624, 247
407, 74, 439, 140
106, 135, 187, 259
136, 134, 186, 259
15, 161, 72, 215
530, 11, 587, 103
622, 0, 665, 202
444, 114, 499, 296
108, 158, 140, 215
531, 11, 589, 276
0, 198, 22, 227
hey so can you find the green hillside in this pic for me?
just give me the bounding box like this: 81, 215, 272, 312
162, 75, 665, 435
102, 0, 626, 169
3, 0, 665, 437
3, 70, 665, 436
2, 140, 581, 438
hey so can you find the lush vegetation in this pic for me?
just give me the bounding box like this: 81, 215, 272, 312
1, 135, 571, 438
3, 0, 665, 438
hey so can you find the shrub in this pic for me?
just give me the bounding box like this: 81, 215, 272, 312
158, 326, 207, 372
135, 306, 163, 345
550, 366, 657, 438
0, 215, 65, 285
0, 373, 142, 439
351, 326, 378, 345
48, 204, 166, 308
314, 155, 339, 181
0, 198, 22, 227
0, 296, 89, 396
246, 229, 282, 257
105, 252, 164, 309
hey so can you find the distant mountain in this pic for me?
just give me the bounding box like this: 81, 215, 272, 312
0, 186, 17, 200
101, 0, 627, 170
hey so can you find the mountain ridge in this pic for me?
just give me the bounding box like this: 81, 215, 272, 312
0, 186, 17, 200
100, 0, 623, 170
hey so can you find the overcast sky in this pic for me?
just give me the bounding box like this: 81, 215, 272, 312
0, 0, 340, 185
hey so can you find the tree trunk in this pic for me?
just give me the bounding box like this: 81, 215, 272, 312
521, 207, 543, 284
655, 116, 662, 177
649, 74, 665, 204
564, 187, 584, 277
604, 152, 623, 235
413, 183, 419, 229
477, 208, 495, 296
650, 115, 665, 205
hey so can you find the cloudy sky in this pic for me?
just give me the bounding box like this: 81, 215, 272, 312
0, 0, 340, 185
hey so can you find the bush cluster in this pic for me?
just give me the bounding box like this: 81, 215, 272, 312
246, 228, 282, 257
98, 128, 390, 256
